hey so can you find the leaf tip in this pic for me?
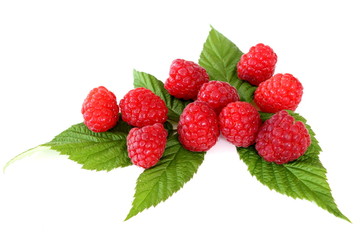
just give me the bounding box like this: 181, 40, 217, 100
133, 69, 139, 75
3, 162, 10, 173
3, 145, 47, 173
339, 213, 351, 223
124, 209, 137, 221
3, 157, 16, 173
3, 156, 19, 173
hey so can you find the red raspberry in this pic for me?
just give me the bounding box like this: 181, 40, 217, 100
81, 86, 119, 132
255, 110, 311, 164
197, 81, 240, 114
219, 101, 261, 147
254, 73, 303, 113
127, 123, 168, 169
120, 88, 168, 127
165, 59, 209, 100
177, 101, 219, 152
237, 43, 277, 86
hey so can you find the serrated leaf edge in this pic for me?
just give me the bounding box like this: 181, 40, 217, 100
237, 110, 350, 222
125, 136, 205, 221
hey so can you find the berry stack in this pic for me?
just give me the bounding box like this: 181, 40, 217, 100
81, 44, 310, 168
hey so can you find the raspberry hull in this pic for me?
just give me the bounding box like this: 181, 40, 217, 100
255, 111, 311, 164
127, 123, 168, 169
177, 101, 219, 152
165, 59, 209, 100
81, 86, 119, 132
237, 43, 277, 86
120, 87, 168, 127
219, 101, 261, 147
254, 73, 303, 113
197, 81, 240, 114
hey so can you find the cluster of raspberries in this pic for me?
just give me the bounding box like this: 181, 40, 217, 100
81, 43, 311, 168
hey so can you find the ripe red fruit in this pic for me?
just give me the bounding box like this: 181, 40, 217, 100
219, 101, 261, 147
177, 101, 219, 152
197, 81, 240, 114
127, 123, 168, 169
237, 43, 277, 86
255, 110, 311, 164
254, 73, 303, 113
165, 59, 209, 100
120, 88, 168, 127
81, 86, 119, 132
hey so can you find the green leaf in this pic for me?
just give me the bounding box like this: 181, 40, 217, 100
237, 111, 349, 222
163, 121, 175, 138
199, 26, 257, 102
108, 114, 133, 134
125, 134, 205, 220
133, 70, 191, 122
43, 121, 132, 171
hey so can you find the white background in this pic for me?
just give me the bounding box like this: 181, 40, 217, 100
1, 0, 359, 239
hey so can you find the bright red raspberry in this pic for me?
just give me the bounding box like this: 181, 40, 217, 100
255, 111, 311, 164
81, 86, 119, 132
254, 73, 303, 113
219, 101, 261, 147
127, 123, 168, 169
120, 88, 168, 127
165, 59, 209, 100
237, 43, 277, 86
197, 81, 240, 114
177, 101, 219, 152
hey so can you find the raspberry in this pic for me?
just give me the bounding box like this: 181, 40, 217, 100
219, 101, 261, 147
254, 73, 303, 113
165, 59, 209, 100
237, 43, 277, 86
177, 101, 219, 152
127, 123, 168, 169
81, 86, 119, 132
197, 81, 240, 114
120, 88, 168, 127
255, 111, 311, 164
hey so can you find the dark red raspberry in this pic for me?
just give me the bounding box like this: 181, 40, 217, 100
219, 101, 261, 147
120, 88, 168, 127
197, 81, 240, 114
127, 123, 168, 169
165, 59, 209, 100
177, 101, 219, 152
81, 86, 119, 132
255, 111, 311, 164
237, 43, 277, 86
254, 73, 303, 113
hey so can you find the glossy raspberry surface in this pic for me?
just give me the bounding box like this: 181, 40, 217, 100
219, 101, 261, 147
177, 101, 219, 152
127, 123, 168, 169
255, 110, 311, 164
120, 88, 168, 127
254, 73, 303, 113
165, 59, 209, 100
197, 81, 240, 114
237, 43, 277, 86
81, 86, 119, 132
